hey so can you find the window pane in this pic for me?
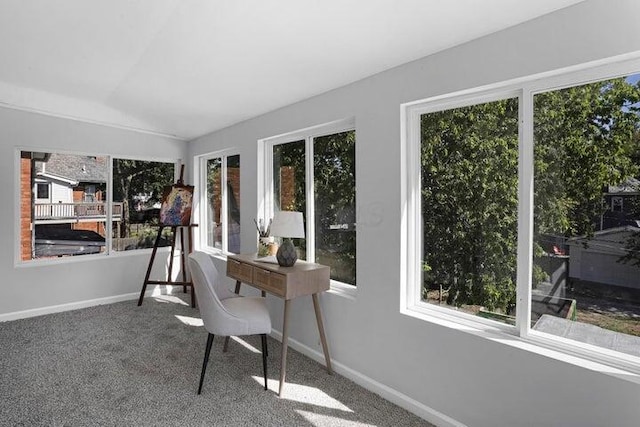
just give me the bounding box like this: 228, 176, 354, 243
533, 74, 640, 357
20, 151, 109, 261
273, 140, 306, 260
226, 155, 241, 254
314, 131, 356, 285
206, 158, 223, 250
36, 183, 49, 200
420, 98, 519, 324
112, 159, 175, 251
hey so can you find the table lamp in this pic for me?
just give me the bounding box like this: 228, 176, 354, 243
270, 211, 305, 267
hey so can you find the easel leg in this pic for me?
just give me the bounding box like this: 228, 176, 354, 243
137, 226, 165, 306
180, 227, 187, 294
167, 227, 177, 285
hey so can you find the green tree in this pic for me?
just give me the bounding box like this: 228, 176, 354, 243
534, 78, 640, 239
113, 160, 175, 237
421, 98, 519, 311
314, 131, 356, 284
420, 76, 640, 313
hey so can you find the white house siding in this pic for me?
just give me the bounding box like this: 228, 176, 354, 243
568, 228, 640, 289
580, 251, 640, 289
49, 181, 73, 204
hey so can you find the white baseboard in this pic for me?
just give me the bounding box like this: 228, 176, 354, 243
2, 293, 464, 427
0, 292, 142, 322
269, 330, 467, 427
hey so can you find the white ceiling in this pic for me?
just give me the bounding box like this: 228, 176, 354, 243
0, 0, 584, 140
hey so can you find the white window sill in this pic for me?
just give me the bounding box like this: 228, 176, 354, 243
328, 280, 357, 300
401, 302, 640, 384
15, 246, 172, 268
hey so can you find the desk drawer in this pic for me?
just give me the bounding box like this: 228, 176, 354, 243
254, 267, 286, 297
227, 259, 253, 283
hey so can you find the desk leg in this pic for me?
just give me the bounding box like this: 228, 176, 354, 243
278, 299, 291, 396
223, 281, 243, 353
312, 293, 333, 375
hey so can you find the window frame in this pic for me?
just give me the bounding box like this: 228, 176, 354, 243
15, 148, 180, 265
401, 53, 640, 374
403, 89, 523, 334
611, 196, 624, 212
258, 118, 357, 294
195, 149, 242, 256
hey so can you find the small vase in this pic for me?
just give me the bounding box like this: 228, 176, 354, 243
258, 236, 274, 257
276, 238, 298, 266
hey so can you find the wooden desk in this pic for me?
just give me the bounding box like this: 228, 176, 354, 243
226, 254, 333, 396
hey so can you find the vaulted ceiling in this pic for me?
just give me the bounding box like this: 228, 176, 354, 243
0, 0, 584, 140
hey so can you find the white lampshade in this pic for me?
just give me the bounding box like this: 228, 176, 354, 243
270, 211, 305, 238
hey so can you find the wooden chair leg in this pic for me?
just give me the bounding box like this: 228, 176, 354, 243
261, 334, 268, 390
198, 333, 215, 395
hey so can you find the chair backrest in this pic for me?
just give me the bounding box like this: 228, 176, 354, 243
188, 251, 246, 335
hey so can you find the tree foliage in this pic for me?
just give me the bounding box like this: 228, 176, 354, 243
112, 159, 175, 237
314, 131, 356, 284
421, 99, 519, 311
534, 78, 640, 238
420, 76, 640, 312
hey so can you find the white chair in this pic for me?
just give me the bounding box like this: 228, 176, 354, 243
188, 251, 271, 394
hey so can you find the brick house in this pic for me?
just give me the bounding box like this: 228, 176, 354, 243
20, 152, 122, 260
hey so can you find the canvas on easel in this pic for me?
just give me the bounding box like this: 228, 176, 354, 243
160, 165, 193, 228
159, 182, 194, 226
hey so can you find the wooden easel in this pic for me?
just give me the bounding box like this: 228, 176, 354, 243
137, 165, 197, 307
137, 224, 198, 308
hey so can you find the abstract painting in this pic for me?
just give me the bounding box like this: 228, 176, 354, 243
159, 184, 194, 226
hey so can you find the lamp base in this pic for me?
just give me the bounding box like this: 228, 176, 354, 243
276, 239, 298, 267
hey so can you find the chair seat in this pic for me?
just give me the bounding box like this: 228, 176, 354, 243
219, 296, 272, 336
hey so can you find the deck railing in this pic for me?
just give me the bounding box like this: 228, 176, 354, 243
34, 202, 123, 221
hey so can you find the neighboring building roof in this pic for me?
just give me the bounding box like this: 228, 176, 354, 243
567, 226, 639, 246
606, 177, 640, 195
567, 226, 639, 256
36, 172, 78, 186
36, 153, 108, 184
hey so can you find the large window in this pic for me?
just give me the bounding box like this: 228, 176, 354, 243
200, 152, 241, 254
404, 61, 640, 370
262, 120, 356, 286
531, 76, 640, 358
18, 150, 177, 262
419, 97, 519, 321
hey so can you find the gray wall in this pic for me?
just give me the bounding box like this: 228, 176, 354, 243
188, 1, 640, 426
1, 0, 639, 426
0, 107, 187, 315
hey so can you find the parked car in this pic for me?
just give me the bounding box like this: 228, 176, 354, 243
35, 227, 105, 257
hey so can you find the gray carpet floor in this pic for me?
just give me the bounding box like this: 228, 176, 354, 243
0, 291, 432, 426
